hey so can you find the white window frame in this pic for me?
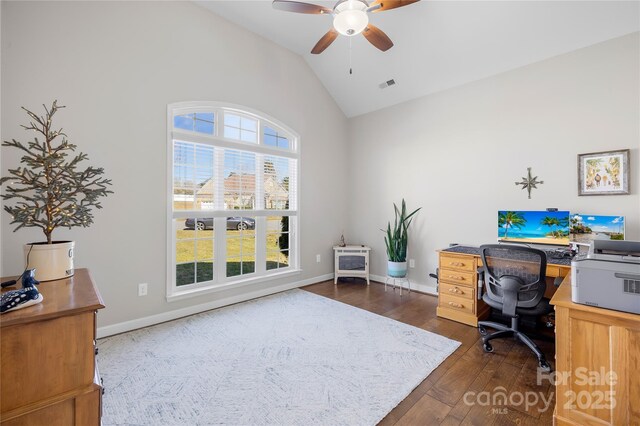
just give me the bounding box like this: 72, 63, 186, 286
167, 101, 301, 301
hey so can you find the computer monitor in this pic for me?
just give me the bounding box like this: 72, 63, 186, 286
497, 210, 570, 246
569, 214, 625, 243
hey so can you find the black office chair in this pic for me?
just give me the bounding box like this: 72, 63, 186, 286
478, 244, 552, 372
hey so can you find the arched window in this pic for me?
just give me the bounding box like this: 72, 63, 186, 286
167, 102, 299, 299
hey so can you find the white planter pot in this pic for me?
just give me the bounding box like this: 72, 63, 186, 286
387, 261, 408, 278
24, 241, 75, 282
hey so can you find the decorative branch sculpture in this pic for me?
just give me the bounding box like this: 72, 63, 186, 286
0, 101, 113, 244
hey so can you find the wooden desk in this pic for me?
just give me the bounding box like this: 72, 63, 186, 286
1, 269, 105, 426
551, 274, 640, 426
436, 246, 571, 326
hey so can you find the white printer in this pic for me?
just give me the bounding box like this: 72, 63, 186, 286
571, 240, 640, 315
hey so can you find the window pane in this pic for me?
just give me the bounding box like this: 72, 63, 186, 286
195, 168, 214, 209
176, 240, 195, 264
226, 221, 255, 278
174, 164, 194, 186
264, 156, 290, 210
195, 112, 214, 122
225, 113, 241, 128
177, 218, 214, 285
173, 142, 216, 211
224, 150, 256, 210
241, 117, 257, 132
225, 230, 255, 254
264, 134, 277, 147
176, 263, 195, 286
195, 119, 214, 134
266, 216, 289, 270
262, 126, 290, 150
240, 130, 256, 143
196, 239, 213, 261
224, 126, 240, 140
174, 141, 194, 165
174, 114, 194, 131
227, 258, 241, 277
196, 262, 213, 283
242, 262, 255, 274
277, 136, 289, 150
173, 189, 194, 211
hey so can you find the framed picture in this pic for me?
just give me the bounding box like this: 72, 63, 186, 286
578, 149, 630, 196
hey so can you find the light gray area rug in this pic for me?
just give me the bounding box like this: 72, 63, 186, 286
98, 289, 460, 426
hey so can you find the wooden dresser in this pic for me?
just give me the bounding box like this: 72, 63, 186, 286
1, 269, 105, 426
436, 250, 489, 326
551, 274, 640, 425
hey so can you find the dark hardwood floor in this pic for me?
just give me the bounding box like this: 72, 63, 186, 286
302, 279, 555, 426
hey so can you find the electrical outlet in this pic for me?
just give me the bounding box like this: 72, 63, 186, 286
316, 254, 321, 263
138, 283, 148, 296
409, 259, 415, 268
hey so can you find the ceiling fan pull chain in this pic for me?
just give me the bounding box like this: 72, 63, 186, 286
349, 37, 353, 75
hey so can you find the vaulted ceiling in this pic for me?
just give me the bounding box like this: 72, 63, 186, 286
197, 1, 640, 117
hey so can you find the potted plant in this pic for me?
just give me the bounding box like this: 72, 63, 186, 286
0, 101, 112, 281
382, 199, 421, 278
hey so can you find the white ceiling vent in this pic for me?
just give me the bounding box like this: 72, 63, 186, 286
379, 79, 396, 89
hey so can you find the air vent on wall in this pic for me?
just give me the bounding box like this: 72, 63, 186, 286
623, 279, 640, 295
379, 79, 396, 89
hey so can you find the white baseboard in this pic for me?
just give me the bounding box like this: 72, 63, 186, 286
97, 273, 334, 338
370, 274, 438, 296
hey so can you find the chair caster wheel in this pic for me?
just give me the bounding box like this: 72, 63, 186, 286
538, 359, 552, 372
483, 342, 493, 353
478, 326, 487, 336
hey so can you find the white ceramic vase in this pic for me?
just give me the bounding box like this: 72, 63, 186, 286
24, 241, 75, 282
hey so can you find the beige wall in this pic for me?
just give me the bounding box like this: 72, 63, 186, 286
347, 32, 640, 293
1, 1, 349, 330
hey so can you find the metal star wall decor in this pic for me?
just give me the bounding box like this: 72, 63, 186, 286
515, 167, 544, 199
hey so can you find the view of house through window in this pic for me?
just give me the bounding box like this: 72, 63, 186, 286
168, 103, 298, 297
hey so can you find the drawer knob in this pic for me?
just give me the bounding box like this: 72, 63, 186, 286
449, 262, 464, 267
448, 275, 464, 280
448, 287, 462, 294
448, 302, 464, 309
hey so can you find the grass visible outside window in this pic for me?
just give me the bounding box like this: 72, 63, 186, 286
176, 226, 288, 286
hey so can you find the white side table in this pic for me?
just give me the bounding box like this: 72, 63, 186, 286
385, 276, 411, 296
333, 245, 370, 285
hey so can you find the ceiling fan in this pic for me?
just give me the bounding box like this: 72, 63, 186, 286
272, 0, 420, 54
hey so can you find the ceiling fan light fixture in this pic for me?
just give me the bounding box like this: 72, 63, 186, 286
333, 1, 369, 36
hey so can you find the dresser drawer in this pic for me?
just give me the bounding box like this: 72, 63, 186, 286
439, 293, 474, 315
440, 282, 475, 300
439, 254, 476, 272
439, 269, 476, 287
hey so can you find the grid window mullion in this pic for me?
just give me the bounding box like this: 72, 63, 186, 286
170, 105, 297, 295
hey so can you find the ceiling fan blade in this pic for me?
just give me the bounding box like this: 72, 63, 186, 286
362, 24, 394, 52
311, 28, 338, 54
272, 0, 332, 14
369, 0, 420, 13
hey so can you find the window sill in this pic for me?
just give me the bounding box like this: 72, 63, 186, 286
166, 268, 302, 303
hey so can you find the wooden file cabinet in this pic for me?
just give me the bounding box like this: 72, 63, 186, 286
0, 269, 105, 426
551, 275, 640, 425
436, 252, 489, 326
